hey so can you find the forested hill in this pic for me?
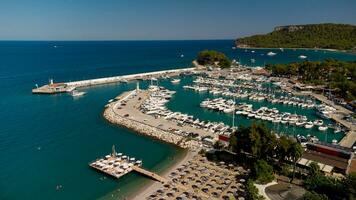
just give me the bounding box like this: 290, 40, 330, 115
235, 23, 356, 50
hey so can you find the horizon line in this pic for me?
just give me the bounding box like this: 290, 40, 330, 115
0, 38, 235, 42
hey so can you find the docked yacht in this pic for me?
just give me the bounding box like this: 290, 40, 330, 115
304, 121, 314, 129
318, 126, 328, 131
313, 119, 324, 126
171, 79, 181, 84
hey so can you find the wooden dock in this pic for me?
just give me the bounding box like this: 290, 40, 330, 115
132, 165, 167, 183
90, 146, 169, 184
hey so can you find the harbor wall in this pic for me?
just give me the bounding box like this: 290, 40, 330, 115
66, 67, 195, 87
103, 105, 187, 149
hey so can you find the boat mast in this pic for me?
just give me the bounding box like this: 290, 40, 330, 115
112, 145, 116, 157
232, 96, 235, 129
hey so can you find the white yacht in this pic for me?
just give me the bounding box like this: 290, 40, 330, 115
298, 55, 307, 59
171, 79, 181, 84
71, 90, 86, 97
267, 51, 277, 56
304, 121, 314, 129
318, 126, 328, 131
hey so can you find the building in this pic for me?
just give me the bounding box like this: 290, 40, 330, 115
297, 142, 354, 175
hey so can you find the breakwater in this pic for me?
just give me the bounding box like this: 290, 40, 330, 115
103, 90, 196, 149
33, 68, 195, 94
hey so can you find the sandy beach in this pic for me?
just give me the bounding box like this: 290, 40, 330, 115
130, 150, 197, 200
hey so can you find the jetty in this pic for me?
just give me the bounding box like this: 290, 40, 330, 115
32, 68, 195, 94
311, 93, 356, 148
89, 145, 167, 183
131, 165, 167, 183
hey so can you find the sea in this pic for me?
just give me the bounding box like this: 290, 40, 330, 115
0, 40, 355, 200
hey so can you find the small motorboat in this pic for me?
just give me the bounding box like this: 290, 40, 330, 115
267, 51, 277, 56
299, 55, 307, 59
70, 90, 86, 97
171, 79, 181, 84
318, 126, 328, 131
313, 119, 323, 126
304, 121, 314, 129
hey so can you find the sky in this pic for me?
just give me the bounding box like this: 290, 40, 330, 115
0, 0, 355, 40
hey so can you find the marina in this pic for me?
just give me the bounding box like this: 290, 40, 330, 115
4, 40, 355, 200
173, 74, 349, 144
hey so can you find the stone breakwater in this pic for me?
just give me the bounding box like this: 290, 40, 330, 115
103, 103, 198, 149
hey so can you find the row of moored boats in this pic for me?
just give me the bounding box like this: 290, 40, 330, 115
200, 98, 342, 132
140, 86, 234, 136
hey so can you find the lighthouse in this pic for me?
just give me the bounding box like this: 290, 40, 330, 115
136, 82, 140, 92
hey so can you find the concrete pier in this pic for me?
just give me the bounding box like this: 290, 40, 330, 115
33, 67, 195, 94
310, 94, 356, 148
66, 68, 194, 87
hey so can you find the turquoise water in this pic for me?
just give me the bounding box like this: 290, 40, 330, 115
0, 40, 355, 200
165, 76, 343, 143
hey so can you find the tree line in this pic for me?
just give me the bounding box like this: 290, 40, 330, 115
226, 123, 356, 200
196, 50, 231, 68
229, 123, 303, 184
265, 59, 356, 101
236, 23, 356, 50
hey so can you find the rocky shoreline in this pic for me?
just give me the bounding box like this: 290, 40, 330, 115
103, 100, 198, 150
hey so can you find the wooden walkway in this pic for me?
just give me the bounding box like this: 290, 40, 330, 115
132, 166, 167, 183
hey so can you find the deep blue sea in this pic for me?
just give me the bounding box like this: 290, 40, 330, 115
0, 40, 355, 200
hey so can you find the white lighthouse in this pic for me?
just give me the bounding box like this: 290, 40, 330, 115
136, 82, 140, 92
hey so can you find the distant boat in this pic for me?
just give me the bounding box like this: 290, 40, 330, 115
180, 54, 184, 58
232, 47, 236, 50
71, 90, 86, 97
120, 79, 128, 83
53, 45, 58, 48
298, 55, 307, 59
267, 51, 277, 56
171, 79, 180, 84
279, 48, 284, 52
251, 50, 255, 53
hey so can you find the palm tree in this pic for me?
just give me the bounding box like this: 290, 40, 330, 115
289, 142, 303, 184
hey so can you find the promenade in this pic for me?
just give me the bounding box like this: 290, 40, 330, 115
285, 80, 355, 148
311, 94, 356, 148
